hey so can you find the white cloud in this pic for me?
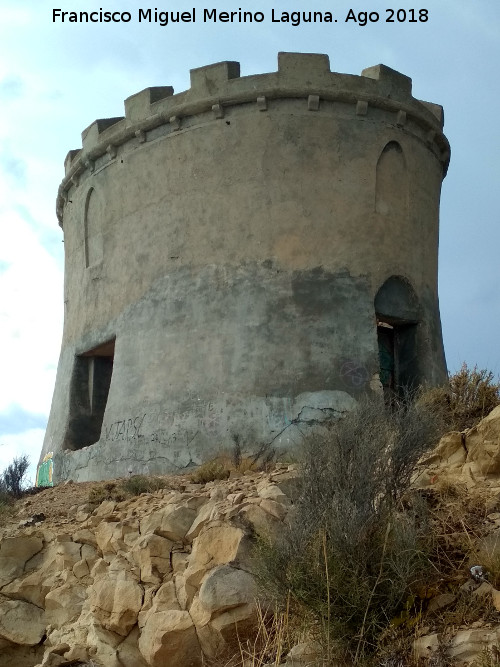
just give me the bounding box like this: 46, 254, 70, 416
0, 207, 63, 415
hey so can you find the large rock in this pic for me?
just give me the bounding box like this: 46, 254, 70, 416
198, 564, 256, 614
0, 536, 43, 586
0, 596, 46, 645
95, 520, 139, 556
45, 580, 86, 627
138, 610, 202, 666
89, 578, 143, 635
448, 627, 500, 663
185, 522, 249, 591
417, 406, 500, 488
132, 533, 173, 583
466, 406, 500, 476
140, 504, 197, 541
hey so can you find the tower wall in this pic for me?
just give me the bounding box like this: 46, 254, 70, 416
41, 53, 449, 482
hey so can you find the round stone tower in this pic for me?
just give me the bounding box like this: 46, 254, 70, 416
41, 53, 449, 483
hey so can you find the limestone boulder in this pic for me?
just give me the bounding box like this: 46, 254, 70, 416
466, 407, 500, 475
132, 533, 173, 583
257, 482, 291, 505
413, 633, 440, 660
95, 519, 139, 556
240, 503, 281, 537
184, 522, 249, 591
53, 540, 82, 570
419, 432, 466, 469
286, 641, 323, 666
260, 498, 288, 520
185, 500, 218, 540
448, 627, 500, 663
139, 581, 181, 627
138, 610, 202, 666
0, 536, 43, 586
140, 504, 197, 541
0, 596, 46, 645
416, 406, 500, 488
207, 603, 257, 654
1, 567, 55, 608
72, 527, 98, 548
89, 578, 143, 635
198, 564, 257, 615
116, 626, 150, 667
45, 580, 86, 627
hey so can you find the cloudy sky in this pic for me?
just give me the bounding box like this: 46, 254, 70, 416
0, 0, 498, 481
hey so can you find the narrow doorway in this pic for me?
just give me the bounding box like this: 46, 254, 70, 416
375, 276, 420, 399
64, 339, 115, 450
377, 321, 395, 393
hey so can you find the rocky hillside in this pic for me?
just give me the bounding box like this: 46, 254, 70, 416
0, 463, 297, 667
2, 406, 500, 666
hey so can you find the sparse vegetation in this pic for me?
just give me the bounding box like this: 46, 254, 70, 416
0, 454, 30, 497
421, 363, 500, 432
121, 474, 168, 496
87, 475, 169, 505
189, 458, 231, 484
188, 440, 277, 485
255, 396, 441, 664
0, 454, 32, 519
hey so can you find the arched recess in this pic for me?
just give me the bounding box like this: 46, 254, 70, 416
84, 188, 104, 268
375, 276, 420, 397
375, 141, 408, 217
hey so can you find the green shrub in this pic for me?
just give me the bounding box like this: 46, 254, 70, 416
421, 363, 500, 432
0, 455, 30, 498
255, 397, 440, 663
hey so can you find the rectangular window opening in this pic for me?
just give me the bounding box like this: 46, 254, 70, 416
63, 339, 115, 451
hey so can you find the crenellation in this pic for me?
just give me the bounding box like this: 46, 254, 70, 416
125, 86, 174, 122
81, 116, 125, 152
55, 54, 451, 223
419, 100, 444, 128
361, 64, 412, 96
189, 61, 241, 96
64, 149, 81, 175
277, 52, 331, 79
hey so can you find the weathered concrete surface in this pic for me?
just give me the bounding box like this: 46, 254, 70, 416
41, 53, 448, 482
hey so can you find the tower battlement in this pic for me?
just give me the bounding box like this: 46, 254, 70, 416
57, 53, 449, 224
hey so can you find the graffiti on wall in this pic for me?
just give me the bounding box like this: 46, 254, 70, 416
104, 414, 146, 441
339, 359, 370, 388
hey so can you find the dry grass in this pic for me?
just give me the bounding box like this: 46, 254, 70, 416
87, 475, 170, 505
254, 396, 441, 664
420, 363, 500, 432
189, 447, 276, 485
